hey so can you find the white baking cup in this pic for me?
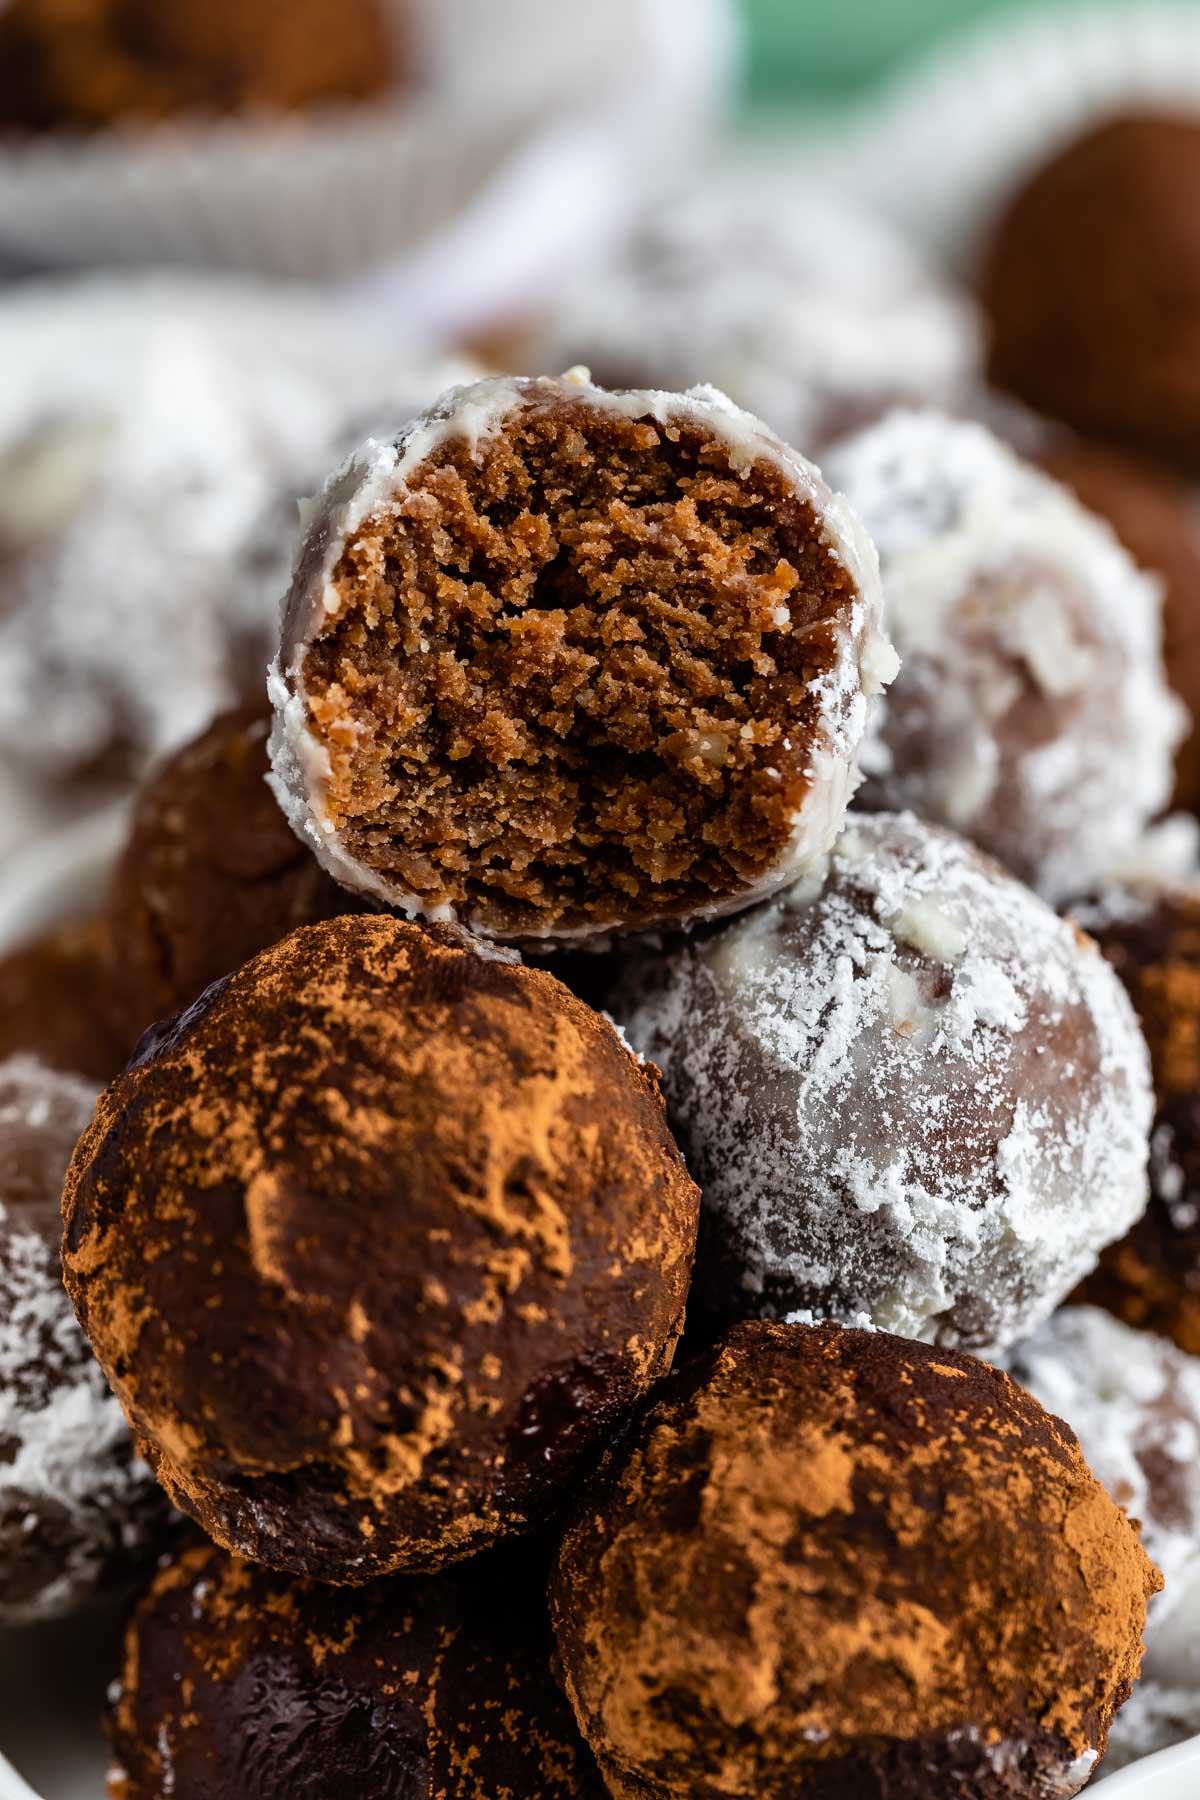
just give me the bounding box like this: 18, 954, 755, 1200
831, 1, 1200, 271
0, 0, 737, 309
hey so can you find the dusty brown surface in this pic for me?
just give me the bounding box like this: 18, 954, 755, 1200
0, 916, 129, 1084
62, 915, 700, 1580
551, 1321, 1159, 1799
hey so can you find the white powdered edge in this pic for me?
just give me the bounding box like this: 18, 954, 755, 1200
267, 367, 894, 943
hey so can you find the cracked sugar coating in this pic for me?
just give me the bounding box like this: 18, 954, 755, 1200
0, 1056, 166, 1625
1007, 1306, 1200, 1773
107, 1536, 606, 1800
268, 370, 892, 943
1076, 888, 1200, 1355
823, 411, 1185, 904
106, 705, 365, 1049
61, 915, 700, 1581
618, 812, 1153, 1354
534, 185, 981, 455
550, 1320, 1160, 1800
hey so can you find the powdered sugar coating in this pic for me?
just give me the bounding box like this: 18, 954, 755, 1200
0, 275, 456, 788
268, 368, 894, 941
619, 812, 1153, 1354
1007, 1306, 1200, 1773
823, 411, 1186, 905
0, 1055, 164, 1624
534, 185, 982, 456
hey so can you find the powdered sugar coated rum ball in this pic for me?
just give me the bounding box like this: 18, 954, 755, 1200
620, 813, 1153, 1354
823, 411, 1185, 905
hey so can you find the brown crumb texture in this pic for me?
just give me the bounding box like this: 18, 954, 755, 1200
0, 0, 396, 132
550, 1321, 1160, 1800
302, 392, 858, 936
1076, 891, 1200, 1354
0, 916, 129, 1083
61, 914, 700, 1581
107, 1536, 607, 1800
106, 705, 363, 1047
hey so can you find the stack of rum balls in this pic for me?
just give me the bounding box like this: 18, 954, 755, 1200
4, 328, 1200, 1798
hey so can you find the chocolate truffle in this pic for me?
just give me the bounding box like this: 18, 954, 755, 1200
0, 916, 129, 1083
1007, 1306, 1200, 1771
823, 411, 1184, 903
550, 1320, 1160, 1800
0, 0, 396, 132
62, 915, 700, 1580
267, 369, 894, 945
1076, 887, 1200, 1353
1038, 436, 1200, 811
535, 185, 982, 455
0, 1055, 165, 1625
0, 277, 434, 789
983, 113, 1200, 474
620, 812, 1153, 1354
105, 705, 362, 1047
107, 1537, 606, 1800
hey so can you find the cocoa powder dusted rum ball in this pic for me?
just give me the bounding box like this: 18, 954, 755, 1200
1007, 1307, 1200, 1771
267, 370, 895, 945
107, 1537, 607, 1800
1077, 887, 1200, 1354
983, 113, 1200, 475
823, 410, 1185, 904
0, 1056, 166, 1624
61, 916, 700, 1581
105, 705, 363, 1046
550, 1321, 1160, 1800
619, 813, 1153, 1354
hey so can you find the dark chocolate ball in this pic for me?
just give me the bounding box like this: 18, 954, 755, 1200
983, 113, 1200, 474
62, 916, 700, 1581
0, 917, 129, 1085
105, 705, 362, 1047
0, 1055, 166, 1624
1076, 888, 1200, 1354
551, 1320, 1160, 1800
107, 1536, 606, 1800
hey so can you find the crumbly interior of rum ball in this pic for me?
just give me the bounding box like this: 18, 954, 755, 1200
303, 401, 856, 934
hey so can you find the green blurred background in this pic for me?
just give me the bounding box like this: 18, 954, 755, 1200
743, 0, 1194, 101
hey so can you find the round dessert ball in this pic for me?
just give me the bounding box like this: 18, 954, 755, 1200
0, 917, 129, 1083
0, 1055, 166, 1625
268, 370, 893, 945
0, 277, 443, 793
105, 705, 363, 1048
619, 811, 1153, 1354
1007, 1306, 1200, 1772
108, 1536, 606, 1799
823, 410, 1184, 904
1076, 887, 1200, 1354
1037, 435, 1200, 812
983, 113, 1200, 474
62, 915, 701, 1581
0, 0, 398, 131
550, 1320, 1160, 1800
534, 184, 982, 456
